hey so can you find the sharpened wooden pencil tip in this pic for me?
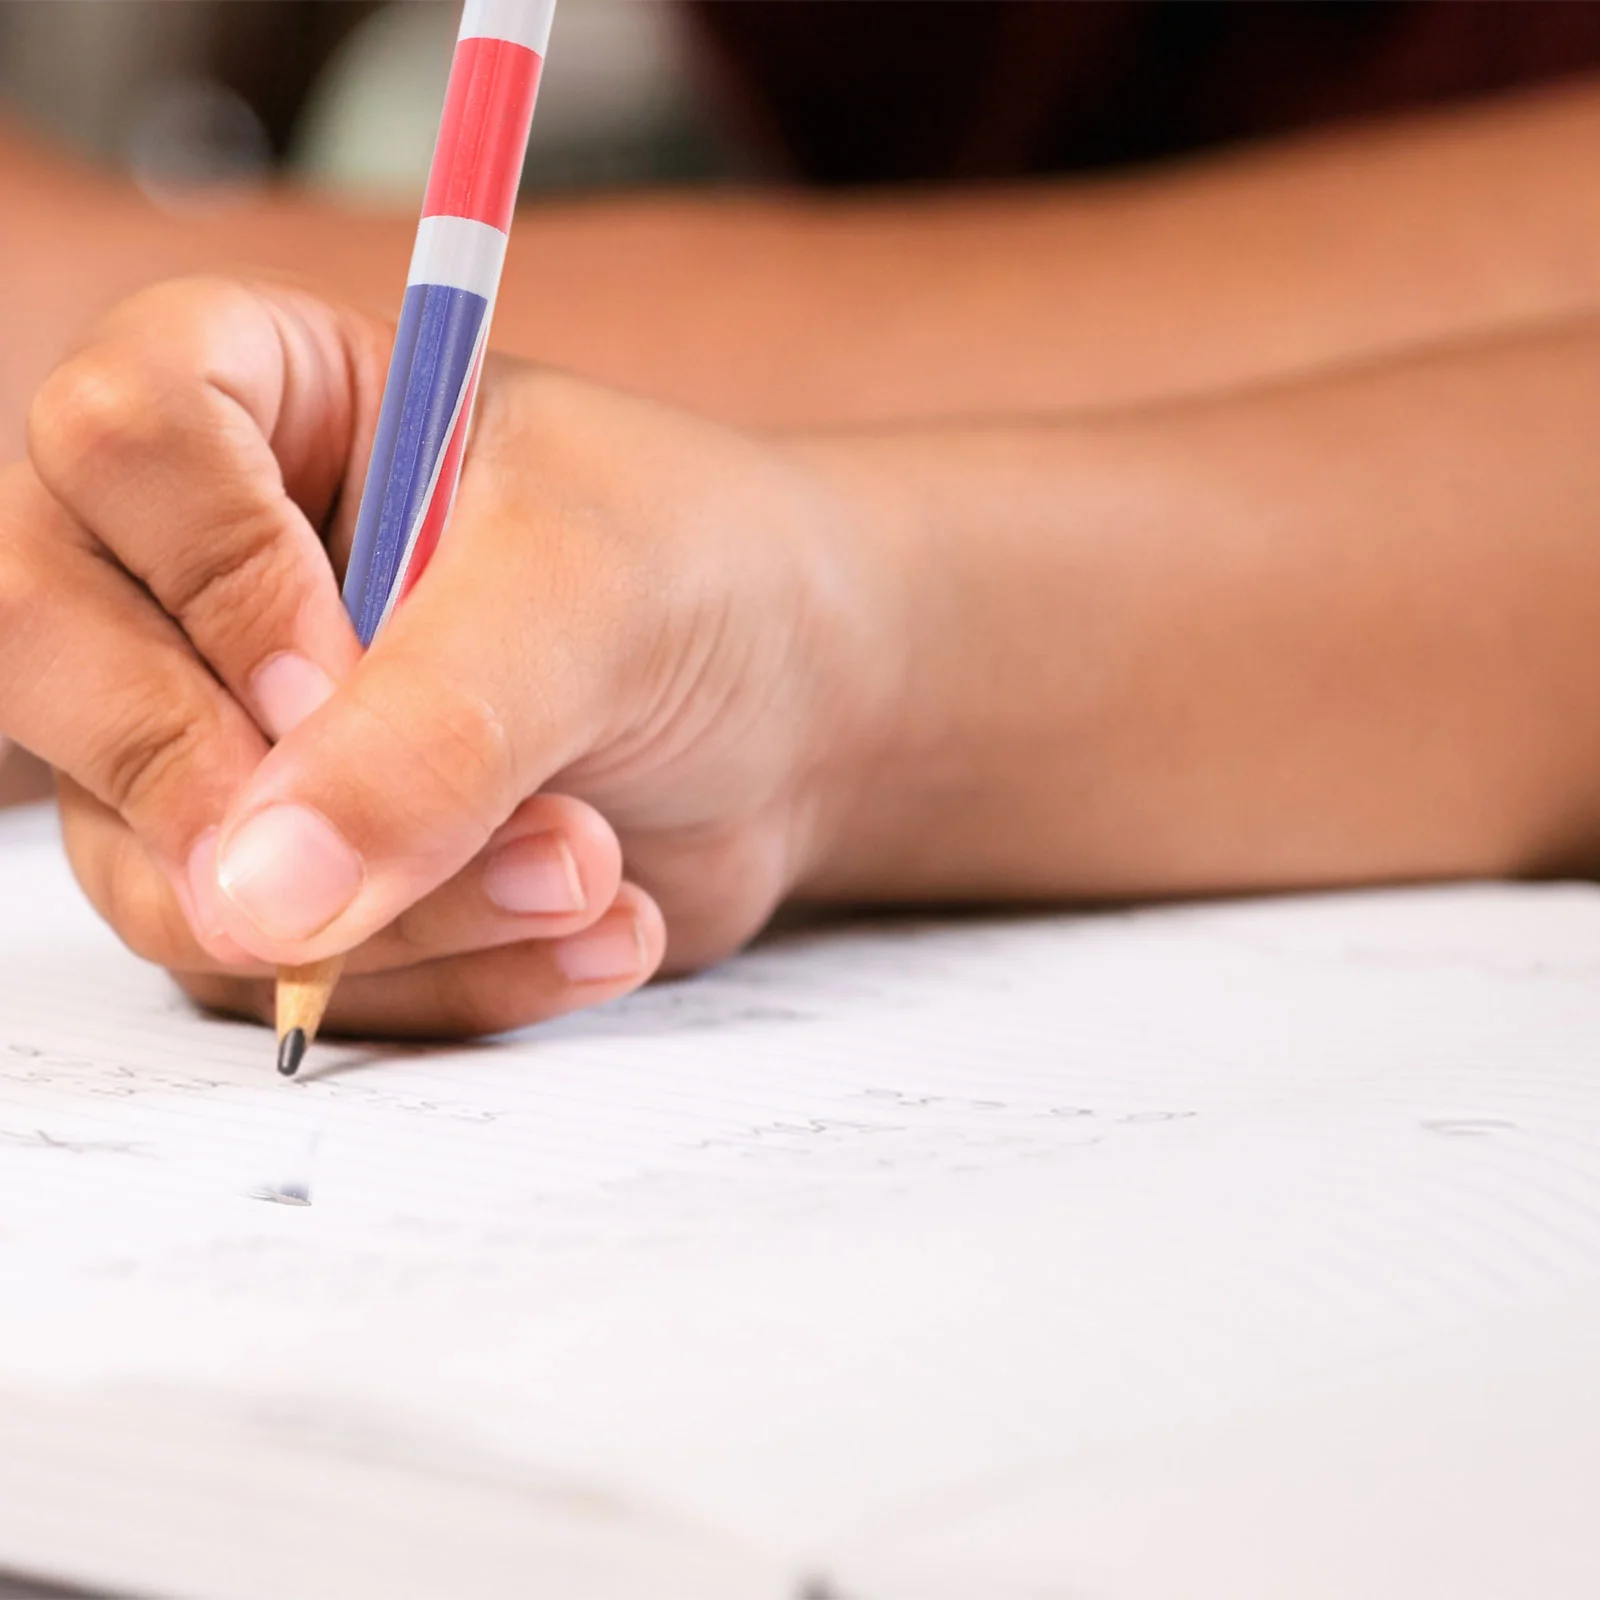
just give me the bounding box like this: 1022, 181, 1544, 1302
275, 956, 343, 1078
277, 1027, 307, 1078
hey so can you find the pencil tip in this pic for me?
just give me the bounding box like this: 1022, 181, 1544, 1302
277, 1027, 307, 1078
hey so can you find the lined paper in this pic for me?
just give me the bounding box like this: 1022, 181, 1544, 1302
4, 803, 1600, 1597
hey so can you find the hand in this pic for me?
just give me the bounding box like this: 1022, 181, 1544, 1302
2, 278, 896, 1036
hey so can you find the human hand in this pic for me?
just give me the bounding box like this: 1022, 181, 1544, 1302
2, 278, 898, 1035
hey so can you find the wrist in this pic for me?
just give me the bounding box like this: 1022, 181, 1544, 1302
779, 432, 959, 905
782, 420, 1114, 908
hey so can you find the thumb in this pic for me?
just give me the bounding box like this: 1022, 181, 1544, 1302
205, 519, 623, 963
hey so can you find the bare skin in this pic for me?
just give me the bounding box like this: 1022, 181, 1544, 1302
10, 70, 1600, 457
6, 79, 1590, 808
2, 278, 1600, 1036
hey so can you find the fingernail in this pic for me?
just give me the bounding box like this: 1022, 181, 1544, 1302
553, 908, 646, 985
483, 831, 586, 915
217, 805, 363, 941
183, 830, 253, 965
251, 653, 336, 741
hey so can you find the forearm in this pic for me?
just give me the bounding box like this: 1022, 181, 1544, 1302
481, 73, 1600, 429
810, 316, 1600, 903
12, 73, 1600, 457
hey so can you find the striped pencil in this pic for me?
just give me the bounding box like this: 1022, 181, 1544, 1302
275, 0, 556, 1078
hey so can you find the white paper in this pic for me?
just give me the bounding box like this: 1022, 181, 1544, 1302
3, 803, 1600, 1597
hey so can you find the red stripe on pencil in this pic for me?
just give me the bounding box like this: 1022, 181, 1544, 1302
422, 35, 543, 232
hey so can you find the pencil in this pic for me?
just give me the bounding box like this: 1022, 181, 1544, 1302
274, 0, 556, 1078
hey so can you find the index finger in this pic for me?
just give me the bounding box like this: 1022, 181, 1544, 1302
26, 278, 384, 741
0, 464, 268, 907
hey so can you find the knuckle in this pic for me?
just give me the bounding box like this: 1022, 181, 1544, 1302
355, 673, 518, 840
156, 503, 292, 638
479, 365, 567, 452
28, 350, 166, 489
98, 693, 212, 820
427, 682, 517, 814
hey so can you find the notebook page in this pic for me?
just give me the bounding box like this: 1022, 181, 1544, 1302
5, 803, 1600, 1597
840, 1286, 1600, 1600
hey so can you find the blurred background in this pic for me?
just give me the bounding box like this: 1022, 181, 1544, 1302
0, 0, 746, 203
9, 0, 1600, 206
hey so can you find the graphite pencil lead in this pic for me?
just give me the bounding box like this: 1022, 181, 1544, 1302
277, 1027, 308, 1078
